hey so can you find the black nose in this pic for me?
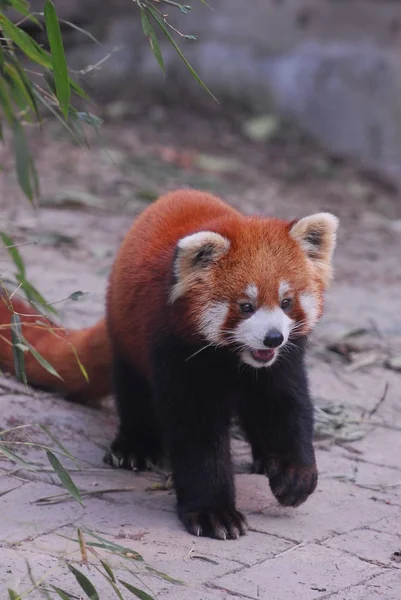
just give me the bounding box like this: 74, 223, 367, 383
263, 329, 284, 348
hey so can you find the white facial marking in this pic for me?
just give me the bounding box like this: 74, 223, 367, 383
299, 292, 320, 328
245, 284, 258, 303
279, 281, 291, 299
235, 307, 293, 368
199, 301, 229, 344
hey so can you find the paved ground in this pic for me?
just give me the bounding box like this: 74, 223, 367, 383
1, 115, 401, 599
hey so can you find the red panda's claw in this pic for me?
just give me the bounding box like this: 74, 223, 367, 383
179, 507, 248, 540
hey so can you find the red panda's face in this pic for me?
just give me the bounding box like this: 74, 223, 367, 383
171, 212, 338, 368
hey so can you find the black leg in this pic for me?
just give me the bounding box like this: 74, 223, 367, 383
239, 338, 317, 508
104, 354, 163, 471
151, 337, 247, 540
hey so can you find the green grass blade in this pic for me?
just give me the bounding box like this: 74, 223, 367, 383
46, 450, 83, 505
44, 0, 70, 118
67, 564, 99, 600
8, 590, 19, 600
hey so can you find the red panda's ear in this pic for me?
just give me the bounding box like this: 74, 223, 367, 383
289, 213, 339, 287
169, 231, 230, 303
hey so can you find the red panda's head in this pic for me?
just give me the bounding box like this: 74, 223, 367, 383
170, 212, 338, 368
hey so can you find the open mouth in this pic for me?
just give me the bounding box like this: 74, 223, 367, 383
250, 349, 276, 363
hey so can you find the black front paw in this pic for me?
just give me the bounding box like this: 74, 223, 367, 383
103, 434, 159, 471
178, 506, 248, 540
269, 463, 318, 507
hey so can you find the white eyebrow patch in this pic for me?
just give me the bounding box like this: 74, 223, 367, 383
279, 281, 291, 298
300, 292, 320, 327
245, 284, 258, 303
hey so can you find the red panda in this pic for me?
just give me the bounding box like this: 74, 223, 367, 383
0, 189, 338, 540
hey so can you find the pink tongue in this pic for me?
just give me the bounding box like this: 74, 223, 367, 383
252, 349, 275, 361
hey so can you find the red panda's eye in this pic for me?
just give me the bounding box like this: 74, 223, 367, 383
239, 302, 254, 315
281, 298, 292, 311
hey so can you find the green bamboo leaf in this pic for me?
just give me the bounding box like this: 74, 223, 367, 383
10, 313, 27, 385
80, 528, 143, 560
140, 10, 164, 73
46, 450, 83, 505
118, 580, 155, 600
44, 0, 70, 118
40, 424, 76, 462
146, 5, 217, 102
52, 587, 74, 600
6, 52, 41, 121
19, 333, 62, 380
100, 559, 116, 583
15, 275, 57, 315
0, 443, 36, 469
0, 231, 26, 275
75, 112, 103, 129
8, 590, 19, 600
12, 122, 38, 202
3, 65, 31, 115
0, 14, 52, 68
145, 566, 184, 586
0, 76, 16, 125
67, 564, 99, 600
7, 0, 41, 25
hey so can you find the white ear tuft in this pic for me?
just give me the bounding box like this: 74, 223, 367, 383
290, 212, 339, 286
169, 231, 230, 303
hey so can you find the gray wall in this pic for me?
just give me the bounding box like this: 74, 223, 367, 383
26, 0, 401, 187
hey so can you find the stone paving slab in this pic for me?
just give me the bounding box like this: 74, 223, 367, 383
325, 571, 401, 600
216, 543, 383, 600
324, 528, 401, 568
247, 478, 401, 543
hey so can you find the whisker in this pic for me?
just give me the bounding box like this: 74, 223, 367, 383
185, 343, 214, 361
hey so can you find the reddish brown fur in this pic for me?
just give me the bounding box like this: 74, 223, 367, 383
0, 292, 111, 405
0, 189, 334, 404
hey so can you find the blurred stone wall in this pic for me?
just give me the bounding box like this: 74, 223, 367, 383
24, 1, 401, 187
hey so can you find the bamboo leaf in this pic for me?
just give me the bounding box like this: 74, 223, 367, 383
0, 14, 52, 68
6, 52, 41, 121
46, 450, 83, 505
15, 275, 57, 314
7, 0, 41, 25
100, 560, 116, 583
8, 590, 19, 600
0, 76, 16, 125
12, 122, 38, 202
39, 424, 76, 462
44, 0, 70, 118
10, 313, 27, 385
140, 10, 164, 73
146, 5, 217, 102
20, 333, 63, 380
52, 587, 74, 600
0, 443, 36, 469
118, 580, 155, 600
0, 231, 26, 275
67, 564, 99, 600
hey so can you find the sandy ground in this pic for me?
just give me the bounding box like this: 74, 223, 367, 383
0, 111, 401, 599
